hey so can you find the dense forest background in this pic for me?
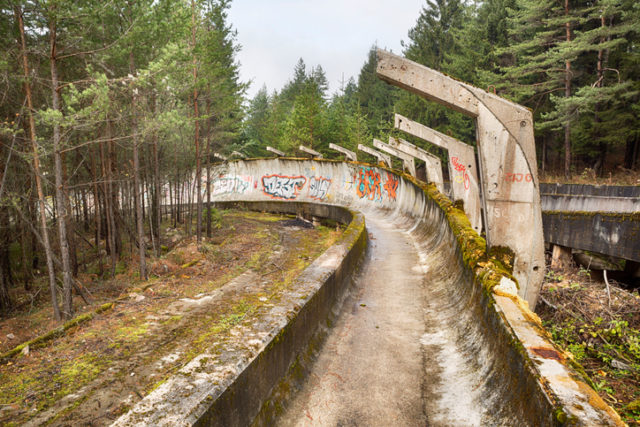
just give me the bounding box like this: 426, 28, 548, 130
0, 0, 639, 319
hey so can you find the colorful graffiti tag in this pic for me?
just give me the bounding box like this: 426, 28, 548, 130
212, 176, 251, 195
308, 176, 331, 200
383, 172, 399, 201
451, 156, 470, 190
356, 167, 382, 201
353, 167, 400, 203
262, 174, 307, 199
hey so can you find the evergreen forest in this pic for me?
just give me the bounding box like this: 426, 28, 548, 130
0, 0, 639, 319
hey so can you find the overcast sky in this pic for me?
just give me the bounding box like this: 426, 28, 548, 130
228, 0, 425, 99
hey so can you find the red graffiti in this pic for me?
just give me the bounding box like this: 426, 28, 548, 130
504, 173, 532, 183
451, 157, 470, 190
383, 173, 399, 201
356, 167, 382, 201
451, 157, 466, 173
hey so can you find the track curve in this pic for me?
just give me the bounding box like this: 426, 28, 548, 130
113, 158, 624, 426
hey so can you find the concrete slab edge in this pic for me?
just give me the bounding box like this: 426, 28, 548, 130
111, 201, 367, 427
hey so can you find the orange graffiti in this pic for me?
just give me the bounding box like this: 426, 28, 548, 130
383, 173, 399, 201
356, 167, 382, 201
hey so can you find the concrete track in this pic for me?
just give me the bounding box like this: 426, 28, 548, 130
279, 213, 488, 426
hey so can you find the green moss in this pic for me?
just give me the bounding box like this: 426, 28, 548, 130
115, 322, 149, 343
1, 303, 115, 362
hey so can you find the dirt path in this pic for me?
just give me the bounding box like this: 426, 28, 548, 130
277, 212, 489, 426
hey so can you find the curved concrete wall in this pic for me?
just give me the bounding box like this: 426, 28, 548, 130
113, 201, 367, 426
208, 158, 623, 426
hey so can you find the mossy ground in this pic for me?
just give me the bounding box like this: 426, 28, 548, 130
536, 264, 640, 425
0, 210, 343, 426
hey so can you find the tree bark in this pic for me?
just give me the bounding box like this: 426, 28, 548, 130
129, 51, 147, 280
563, 0, 572, 180
61, 152, 78, 277
49, 13, 75, 319
192, 0, 203, 243
205, 99, 212, 238
152, 88, 162, 255
16, 6, 61, 320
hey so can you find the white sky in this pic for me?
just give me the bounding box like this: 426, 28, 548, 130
228, 0, 425, 98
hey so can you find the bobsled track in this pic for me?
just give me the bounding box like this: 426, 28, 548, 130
113, 158, 624, 426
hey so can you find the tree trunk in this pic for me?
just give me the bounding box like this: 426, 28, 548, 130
91, 150, 104, 276
0, 135, 13, 314
205, 99, 212, 238
61, 152, 78, 277
192, 0, 203, 243
101, 132, 117, 277
152, 89, 162, 255
49, 14, 75, 320
16, 5, 61, 320
129, 52, 147, 280
563, 0, 572, 180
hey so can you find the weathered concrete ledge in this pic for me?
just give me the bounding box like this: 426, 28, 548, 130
202, 158, 623, 426
409, 177, 624, 425
540, 182, 640, 213
543, 210, 640, 263
112, 201, 366, 426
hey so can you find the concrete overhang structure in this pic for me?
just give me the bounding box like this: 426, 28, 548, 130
357, 144, 391, 167
372, 138, 416, 177
386, 136, 445, 196
329, 143, 357, 162
394, 114, 482, 234
266, 146, 285, 157
377, 49, 544, 307
299, 145, 323, 159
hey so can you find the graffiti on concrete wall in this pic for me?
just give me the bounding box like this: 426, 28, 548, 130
353, 167, 399, 202
262, 174, 307, 199
309, 176, 331, 200
504, 173, 532, 183
451, 157, 470, 190
383, 172, 399, 201
356, 167, 382, 201
212, 176, 251, 195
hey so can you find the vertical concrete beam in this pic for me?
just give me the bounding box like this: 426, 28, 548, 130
357, 144, 391, 167
378, 49, 545, 307
372, 138, 416, 177
551, 245, 572, 270
299, 145, 323, 159
329, 143, 357, 162
386, 137, 445, 197
394, 114, 482, 234
266, 146, 285, 157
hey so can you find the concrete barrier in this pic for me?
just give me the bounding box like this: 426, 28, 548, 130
112, 200, 367, 426
541, 183, 640, 213
115, 158, 623, 426
543, 211, 640, 263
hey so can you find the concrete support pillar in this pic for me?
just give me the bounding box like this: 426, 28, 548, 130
266, 146, 285, 157
299, 145, 323, 159
372, 138, 416, 177
357, 144, 391, 167
551, 245, 572, 270
394, 114, 481, 234
386, 136, 445, 194
329, 143, 357, 162
377, 49, 545, 307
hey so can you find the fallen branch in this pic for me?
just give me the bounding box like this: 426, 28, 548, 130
604, 269, 612, 308
540, 296, 558, 311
